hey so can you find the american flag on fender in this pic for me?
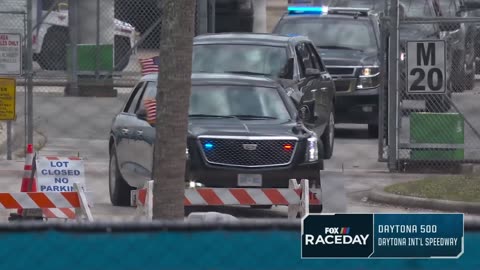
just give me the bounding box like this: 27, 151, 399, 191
139, 56, 159, 76
143, 98, 157, 125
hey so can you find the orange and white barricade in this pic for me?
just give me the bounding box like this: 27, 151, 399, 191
5, 183, 93, 221
133, 179, 321, 221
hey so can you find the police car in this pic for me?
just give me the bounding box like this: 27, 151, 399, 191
273, 6, 383, 138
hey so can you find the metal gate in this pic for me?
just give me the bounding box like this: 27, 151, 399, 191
380, 0, 480, 171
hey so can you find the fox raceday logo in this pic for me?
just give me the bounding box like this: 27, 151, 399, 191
304, 227, 370, 246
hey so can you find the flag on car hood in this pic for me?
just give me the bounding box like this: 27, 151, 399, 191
139, 56, 159, 76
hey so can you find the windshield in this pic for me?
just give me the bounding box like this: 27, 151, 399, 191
192, 44, 291, 79
275, 19, 376, 51
142, 82, 292, 120
188, 85, 292, 120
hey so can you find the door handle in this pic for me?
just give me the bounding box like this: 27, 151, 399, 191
121, 128, 129, 135
311, 89, 318, 93
320, 87, 328, 92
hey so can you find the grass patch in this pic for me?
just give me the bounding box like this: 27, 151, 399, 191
384, 175, 480, 202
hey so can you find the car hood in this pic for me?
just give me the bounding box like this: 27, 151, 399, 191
187, 118, 309, 138
318, 48, 379, 67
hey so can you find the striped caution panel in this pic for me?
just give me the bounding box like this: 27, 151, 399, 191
137, 187, 320, 206
0, 192, 81, 209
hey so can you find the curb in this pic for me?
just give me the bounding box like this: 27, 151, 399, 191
368, 187, 480, 214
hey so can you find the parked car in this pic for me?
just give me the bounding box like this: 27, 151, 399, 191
109, 73, 323, 213
273, 7, 383, 137
192, 33, 336, 159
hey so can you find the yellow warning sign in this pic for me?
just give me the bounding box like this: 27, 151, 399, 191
0, 77, 16, 120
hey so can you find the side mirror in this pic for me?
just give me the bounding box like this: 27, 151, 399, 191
439, 22, 461, 32
305, 68, 321, 77
298, 100, 315, 123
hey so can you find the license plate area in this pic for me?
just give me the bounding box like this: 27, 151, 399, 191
237, 174, 262, 187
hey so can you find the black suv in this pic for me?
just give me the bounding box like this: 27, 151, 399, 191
192, 33, 336, 159
433, 0, 476, 91
273, 7, 383, 137
109, 73, 323, 212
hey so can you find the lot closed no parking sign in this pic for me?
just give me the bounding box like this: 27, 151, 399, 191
36, 157, 86, 192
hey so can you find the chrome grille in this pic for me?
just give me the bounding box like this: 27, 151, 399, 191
198, 137, 298, 167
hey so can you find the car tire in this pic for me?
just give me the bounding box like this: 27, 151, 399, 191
109, 147, 134, 206
37, 27, 68, 71
321, 109, 335, 159
309, 171, 323, 213
368, 124, 379, 138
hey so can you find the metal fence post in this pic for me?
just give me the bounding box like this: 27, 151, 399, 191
387, 0, 399, 171
68, 0, 79, 96
26, 0, 34, 146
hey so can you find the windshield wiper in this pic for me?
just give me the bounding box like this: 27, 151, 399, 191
189, 114, 235, 118
232, 115, 278, 120
224, 71, 270, 76
318, 45, 363, 52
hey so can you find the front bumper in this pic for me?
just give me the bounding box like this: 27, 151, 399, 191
335, 87, 379, 125
187, 160, 321, 188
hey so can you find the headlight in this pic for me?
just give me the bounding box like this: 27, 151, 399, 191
186, 147, 189, 159
357, 66, 380, 89
306, 135, 319, 162
400, 52, 406, 61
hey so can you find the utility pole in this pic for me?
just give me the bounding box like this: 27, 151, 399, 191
152, 0, 195, 219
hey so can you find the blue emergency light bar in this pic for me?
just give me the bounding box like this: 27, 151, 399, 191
287, 6, 328, 15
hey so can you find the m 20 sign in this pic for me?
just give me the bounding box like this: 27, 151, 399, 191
406, 40, 446, 94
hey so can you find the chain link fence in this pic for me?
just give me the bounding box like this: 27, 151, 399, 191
380, 0, 480, 172
0, 0, 218, 161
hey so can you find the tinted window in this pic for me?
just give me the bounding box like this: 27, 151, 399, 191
189, 85, 291, 120
192, 44, 291, 79
276, 18, 376, 51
